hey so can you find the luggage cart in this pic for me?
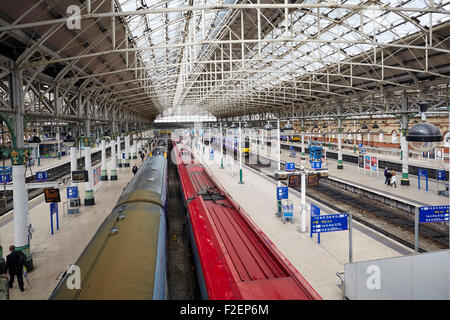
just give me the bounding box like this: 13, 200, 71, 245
281, 199, 294, 224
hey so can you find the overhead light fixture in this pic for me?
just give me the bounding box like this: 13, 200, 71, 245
313, 124, 318, 129
230, 122, 237, 129
243, 122, 250, 129
406, 101, 443, 152
361, 122, 368, 130
264, 122, 274, 130
283, 122, 293, 130
372, 122, 379, 129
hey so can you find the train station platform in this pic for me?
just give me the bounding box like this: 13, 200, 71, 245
247, 141, 448, 209
0, 155, 143, 299
280, 140, 447, 170
1, 141, 123, 180
195, 145, 412, 300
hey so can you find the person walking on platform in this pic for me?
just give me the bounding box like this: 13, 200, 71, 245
6, 245, 26, 292
140, 151, 145, 162
390, 171, 397, 188
132, 165, 138, 175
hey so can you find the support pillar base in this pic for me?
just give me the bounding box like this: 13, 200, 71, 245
84, 190, 95, 206
337, 160, 344, 169
100, 170, 108, 181
110, 170, 118, 180
401, 179, 410, 186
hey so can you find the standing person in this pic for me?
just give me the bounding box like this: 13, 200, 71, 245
140, 151, 145, 162
132, 165, 138, 175
6, 245, 26, 292
384, 167, 390, 185
391, 171, 397, 188
386, 170, 393, 186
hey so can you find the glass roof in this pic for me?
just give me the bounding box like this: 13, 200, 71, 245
118, 0, 450, 121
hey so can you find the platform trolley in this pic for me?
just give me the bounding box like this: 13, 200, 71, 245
281, 199, 294, 224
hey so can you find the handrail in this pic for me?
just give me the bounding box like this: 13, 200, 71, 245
336, 271, 345, 300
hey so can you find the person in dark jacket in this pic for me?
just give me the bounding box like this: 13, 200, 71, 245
132, 165, 138, 175
384, 167, 390, 185
140, 152, 145, 162
6, 245, 25, 292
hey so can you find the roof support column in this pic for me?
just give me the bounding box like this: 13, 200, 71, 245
9, 64, 34, 271
337, 104, 343, 169
400, 93, 410, 186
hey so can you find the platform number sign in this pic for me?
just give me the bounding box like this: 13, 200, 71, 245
311, 161, 321, 169
277, 186, 288, 200
0, 174, 12, 183
285, 162, 295, 171
35, 171, 48, 181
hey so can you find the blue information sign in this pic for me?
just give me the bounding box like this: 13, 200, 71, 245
50, 202, 59, 235
418, 169, 428, 191
437, 170, 446, 181
277, 186, 288, 200
0, 174, 12, 183
312, 161, 322, 169
358, 143, 363, 148
311, 213, 348, 234
285, 162, 295, 171
289, 145, 294, 150
67, 186, 79, 199
419, 206, 449, 223
310, 203, 321, 217
0, 166, 12, 174
35, 171, 48, 181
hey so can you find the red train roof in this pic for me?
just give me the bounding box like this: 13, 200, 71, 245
174, 142, 321, 300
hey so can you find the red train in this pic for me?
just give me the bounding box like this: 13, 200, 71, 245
173, 142, 321, 300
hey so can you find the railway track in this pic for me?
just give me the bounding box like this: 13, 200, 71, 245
209, 142, 449, 252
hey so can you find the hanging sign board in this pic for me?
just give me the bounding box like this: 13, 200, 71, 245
72, 170, 88, 183
35, 171, 48, 182
44, 188, 61, 203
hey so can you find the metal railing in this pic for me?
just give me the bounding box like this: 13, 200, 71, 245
336, 271, 345, 300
